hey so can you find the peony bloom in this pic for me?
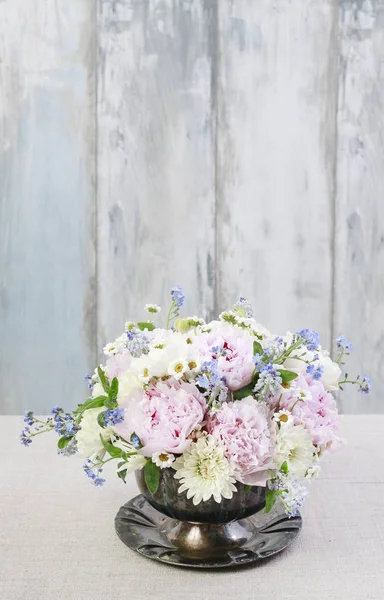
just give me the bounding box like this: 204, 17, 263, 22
198, 323, 255, 391
105, 348, 132, 380
114, 379, 206, 456
173, 435, 237, 504
274, 423, 315, 478
207, 397, 276, 485
270, 374, 341, 450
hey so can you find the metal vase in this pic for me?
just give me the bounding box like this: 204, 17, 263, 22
135, 469, 267, 559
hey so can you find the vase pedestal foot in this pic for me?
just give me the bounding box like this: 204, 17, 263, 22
115, 494, 302, 568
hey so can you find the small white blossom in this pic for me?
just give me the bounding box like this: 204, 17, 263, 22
144, 303, 161, 314
273, 409, 294, 426
152, 451, 175, 469
168, 359, 188, 380
306, 464, 321, 480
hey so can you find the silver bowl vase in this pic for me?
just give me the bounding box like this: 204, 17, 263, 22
115, 469, 302, 567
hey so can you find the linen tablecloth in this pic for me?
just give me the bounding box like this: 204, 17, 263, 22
1, 415, 383, 600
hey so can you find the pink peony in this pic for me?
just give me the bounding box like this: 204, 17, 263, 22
271, 374, 341, 450
105, 349, 132, 379
198, 324, 254, 391
207, 397, 276, 485
114, 379, 206, 456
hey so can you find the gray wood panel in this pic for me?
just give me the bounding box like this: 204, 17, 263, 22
0, 1, 96, 413
215, 0, 338, 349
97, 0, 216, 347
335, 0, 384, 414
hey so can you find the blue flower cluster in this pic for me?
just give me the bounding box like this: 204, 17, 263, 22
358, 375, 371, 395
297, 329, 320, 352
306, 363, 324, 380
83, 460, 106, 487
253, 363, 283, 400
269, 471, 308, 518
20, 427, 32, 446
104, 408, 125, 427
196, 358, 228, 406
23, 410, 35, 426
130, 433, 142, 449
51, 405, 79, 438
336, 336, 352, 352
233, 296, 253, 318
170, 286, 185, 309
126, 330, 149, 358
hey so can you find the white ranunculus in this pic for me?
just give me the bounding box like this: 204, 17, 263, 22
274, 424, 315, 479
318, 355, 341, 392
76, 407, 112, 458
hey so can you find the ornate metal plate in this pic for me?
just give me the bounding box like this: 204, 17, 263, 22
115, 494, 302, 568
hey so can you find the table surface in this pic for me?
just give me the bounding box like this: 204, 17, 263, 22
1, 415, 384, 600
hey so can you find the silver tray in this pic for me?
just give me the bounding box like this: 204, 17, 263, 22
115, 494, 302, 569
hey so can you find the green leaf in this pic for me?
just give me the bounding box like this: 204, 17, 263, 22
58, 436, 72, 450
243, 484, 252, 494
253, 341, 263, 356
97, 411, 107, 428
75, 396, 107, 414
280, 461, 288, 475
264, 489, 277, 514
100, 435, 124, 459
233, 383, 255, 400
137, 321, 156, 332
117, 468, 127, 484
278, 369, 298, 384
97, 366, 110, 394
144, 460, 160, 494
109, 377, 119, 401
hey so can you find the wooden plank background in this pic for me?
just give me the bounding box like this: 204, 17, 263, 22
0, 0, 382, 414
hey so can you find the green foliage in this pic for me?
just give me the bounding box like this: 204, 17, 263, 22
253, 341, 263, 356
278, 369, 298, 384
97, 366, 110, 394
75, 396, 107, 415
100, 435, 125, 459
57, 436, 73, 450
117, 461, 128, 484
264, 489, 277, 514
233, 383, 255, 400
97, 411, 107, 428
144, 460, 160, 494
280, 461, 288, 475
137, 322, 155, 332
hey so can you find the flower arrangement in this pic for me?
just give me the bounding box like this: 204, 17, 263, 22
21, 288, 371, 517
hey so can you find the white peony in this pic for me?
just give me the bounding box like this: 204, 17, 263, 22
274, 424, 315, 479
76, 407, 112, 458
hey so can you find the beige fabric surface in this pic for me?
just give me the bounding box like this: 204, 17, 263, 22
1, 415, 383, 600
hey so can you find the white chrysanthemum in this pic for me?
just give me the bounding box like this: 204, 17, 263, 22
103, 334, 127, 356
274, 424, 315, 478
152, 451, 175, 469
76, 407, 112, 458
173, 435, 237, 505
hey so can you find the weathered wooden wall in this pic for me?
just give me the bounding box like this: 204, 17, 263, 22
0, 0, 382, 414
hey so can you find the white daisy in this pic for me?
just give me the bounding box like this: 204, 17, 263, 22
173, 435, 237, 505
144, 303, 161, 314
273, 409, 294, 426
152, 451, 175, 469
274, 423, 315, 478
168, 358, 188, 380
